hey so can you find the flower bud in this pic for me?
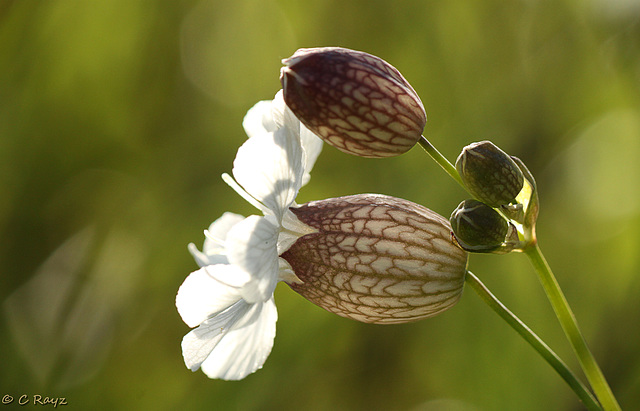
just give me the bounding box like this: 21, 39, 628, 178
450, 199, 510, 252
280, 47, 426, 158
281, 194, 468, 324
456, 141, 524, 207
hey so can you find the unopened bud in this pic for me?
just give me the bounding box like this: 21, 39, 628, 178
450, 199, 510, 252
281, 194, 468, 324
280, 47, 426, 158
456, 141, 524, 207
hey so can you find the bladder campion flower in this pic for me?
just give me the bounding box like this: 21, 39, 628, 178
177, 91, 468, 380
281, 47, 426, 158
176, 91, 322, 380
282, 194, 469, 324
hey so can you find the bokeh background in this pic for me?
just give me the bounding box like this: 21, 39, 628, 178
2, 0, 639, 409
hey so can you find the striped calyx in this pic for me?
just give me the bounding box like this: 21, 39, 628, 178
280, 47, 426, 158
280, 194, 468, 324
456, 141, 524, 207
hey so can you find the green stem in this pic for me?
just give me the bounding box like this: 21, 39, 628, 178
416, 136, 618, 408
465, 271, 601, 411
524, 244, 620, 411
417, 135, 465, 189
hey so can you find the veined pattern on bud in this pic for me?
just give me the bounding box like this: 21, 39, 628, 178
280, 47, 426, 158
456, 141, 525, 207
281, 194, 468, 324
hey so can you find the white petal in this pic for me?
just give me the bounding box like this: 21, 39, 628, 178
188, 213, 246, 267
277, 209, 317, 254
299, 125, 324, 186
189, 242, 230, 267
232, 129, 304, 221
202, 212, 245, 255
181, 299, 249, 372
226, 215, 280, 303
188, 242, 213, 268
270, 90, 287, 129
278, 258, 303, 284
277, 93, 323, 187
204, 264, 251, 288
276, 230, 302, 255
199, 297, 277, 380
176, 266, 247, 328
243, 100, 277, 138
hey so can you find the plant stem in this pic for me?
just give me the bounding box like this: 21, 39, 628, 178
417, 135, 465, 189
416, 137, 619, 409
524, 244, 620, 411
465, 271, 601, 411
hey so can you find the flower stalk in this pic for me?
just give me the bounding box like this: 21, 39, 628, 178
416, 135, 465, 188
416, 137, 620, 410
525, 244, 621, 411
465, 271, 601, 411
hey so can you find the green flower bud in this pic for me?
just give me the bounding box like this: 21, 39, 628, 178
280, 47, 426, 158
281, 194, 468, 324
450, 199, 510, 252
456, 141, 525, 207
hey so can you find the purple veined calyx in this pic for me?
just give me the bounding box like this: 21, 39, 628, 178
281, 194, 469, 324
280, 47, 427, 158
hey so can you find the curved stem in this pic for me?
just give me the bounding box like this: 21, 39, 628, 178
417, 135, 465, 188
416, 136, 618, 408
465, 271, 601, 411
524, 244, 620, 410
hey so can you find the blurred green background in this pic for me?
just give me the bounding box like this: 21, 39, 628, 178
1, 0, 639, 409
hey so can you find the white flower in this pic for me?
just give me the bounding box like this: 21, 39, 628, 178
176, 91, 323, 380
